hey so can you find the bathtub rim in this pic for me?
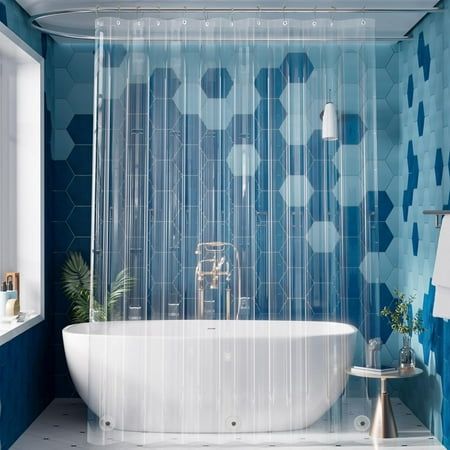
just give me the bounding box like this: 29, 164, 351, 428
62, 319, 358, 339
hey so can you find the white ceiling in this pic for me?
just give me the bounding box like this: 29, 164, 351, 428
18, 0, 440, 40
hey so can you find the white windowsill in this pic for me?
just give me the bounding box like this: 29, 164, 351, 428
0, 313, 43, 346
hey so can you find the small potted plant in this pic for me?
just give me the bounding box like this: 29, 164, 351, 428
61, 252, 134, 323
380, 289, 424, 373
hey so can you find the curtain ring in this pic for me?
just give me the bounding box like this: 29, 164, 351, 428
361, 5, 367, 25
282, 6, 288, 26
330, 5, 336, 27
116, 6, 121, 26
135, 6, 140, 25
156, 6, 161, 26
312, 6, 317, 27
94, 5, 104, 28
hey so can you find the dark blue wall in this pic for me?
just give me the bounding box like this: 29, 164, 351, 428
0, 323, 52, 449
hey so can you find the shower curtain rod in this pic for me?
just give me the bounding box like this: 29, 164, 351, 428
31, 6, 442, 15
30, 6, 441, 40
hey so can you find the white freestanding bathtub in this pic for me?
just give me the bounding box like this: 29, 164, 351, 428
63, 320, 356, 434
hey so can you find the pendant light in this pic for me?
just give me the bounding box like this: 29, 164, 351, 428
321, 90, 338, 141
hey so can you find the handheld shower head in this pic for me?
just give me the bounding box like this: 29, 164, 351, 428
366, 337, 383, 368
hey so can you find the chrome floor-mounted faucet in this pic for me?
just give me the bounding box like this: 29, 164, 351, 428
194, 242, 241, 320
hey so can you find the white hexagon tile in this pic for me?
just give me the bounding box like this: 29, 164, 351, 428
279, 175, 313, 207
226, 144, 261, 176
306, 221, 340, 253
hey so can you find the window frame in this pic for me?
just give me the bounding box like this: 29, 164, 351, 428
0, 22, 44, 346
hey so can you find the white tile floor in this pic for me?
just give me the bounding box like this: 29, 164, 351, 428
11, 398, 444, 450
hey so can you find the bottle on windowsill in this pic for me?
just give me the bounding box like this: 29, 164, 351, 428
5, 275, 19, 316
0, 281, 8, 318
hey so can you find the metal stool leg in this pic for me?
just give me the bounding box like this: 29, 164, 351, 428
369, 378, 398, 438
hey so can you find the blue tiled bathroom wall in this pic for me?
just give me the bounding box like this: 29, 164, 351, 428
0, 1, 53, 448
49, 42, 94, 396
3, 0, 449, 447
386, 2, 450, 446
49, 41, 400, 396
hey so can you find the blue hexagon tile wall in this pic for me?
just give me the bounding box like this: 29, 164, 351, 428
255, 98, 286, 130
412, 222, 419, 256
435, 148, 444, 186
254, 67, 286, 98
0, 2, 6, 25
417, 31, 431, 82
49, 42, 401, 393
418, 280, 436, 365
395, 8, 450, 447
67, 114, 93, 146
417, 101, 425, 136
407, 74, 414, 108
51, 44, 96, 395
340, 114, 366, 145
366, 190, 394, 253
378, 283, 395, 342
402, 140, 419, 222
281, 52, 314, 83
103, 43, 127, 67
151, 67, 181, 98
201, 67, 233, 98
228, 114, 257, 143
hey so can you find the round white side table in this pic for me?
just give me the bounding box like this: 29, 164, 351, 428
348, 367, 423, 439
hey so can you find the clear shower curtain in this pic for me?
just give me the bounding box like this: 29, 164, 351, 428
88, 14, 378, 446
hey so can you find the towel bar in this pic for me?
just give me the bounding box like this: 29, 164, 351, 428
423, 210, 450, 228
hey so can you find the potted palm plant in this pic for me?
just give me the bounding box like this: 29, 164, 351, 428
381, 289, 424, 373
61, 252, 134, 323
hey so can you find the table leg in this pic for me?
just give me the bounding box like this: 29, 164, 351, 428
369, 378, 398, 438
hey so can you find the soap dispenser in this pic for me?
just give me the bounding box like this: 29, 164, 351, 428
0, 281, 7, 317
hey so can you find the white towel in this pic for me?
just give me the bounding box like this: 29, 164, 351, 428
432, 215, 450, 318
433, 287, 450, 318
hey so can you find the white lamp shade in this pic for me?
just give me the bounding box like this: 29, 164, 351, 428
322, 102, 338, 141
